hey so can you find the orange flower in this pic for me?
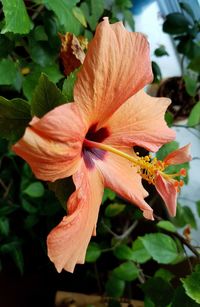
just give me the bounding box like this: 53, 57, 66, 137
13, 18, 179, 272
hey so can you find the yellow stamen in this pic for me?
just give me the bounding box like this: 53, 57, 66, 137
84, 139, 186, 188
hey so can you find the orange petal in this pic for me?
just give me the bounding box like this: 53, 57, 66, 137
93, 147, 154, 220
12, 103, 86, 182
155, 173, 177, 216
104, 90, 176, 152
74, 18, 153, 127
47, 159, 104, 273
164, 143, 192, 165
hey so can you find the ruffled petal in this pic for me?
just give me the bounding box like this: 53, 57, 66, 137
155, 173, 177, 216
74, 18, 153, 128
13, 103, 86, 182
104, 90, 176, 152
164, 144, 192, 165
91, 147, 154, 220
47, 159, 104, 273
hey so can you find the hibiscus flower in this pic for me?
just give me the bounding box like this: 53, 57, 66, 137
13, 18, 189, 273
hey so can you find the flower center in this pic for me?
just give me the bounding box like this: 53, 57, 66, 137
83, 139, 186, 189
85, 123, 110, 143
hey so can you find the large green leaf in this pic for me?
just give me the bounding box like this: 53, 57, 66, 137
188, 101, 200, 127
131, 238, 151, 263
80, 0, 104, 31
31, 73, 66, 117
113, 261, 139, 281
141, 233, 179, 264
142, 277, 174, 307
0, 59, 18, 85
113, 244, 135, 261
1, 0, 33, 34
181, 265, 200, 304
44, 0, 82, 35
172, 286, 200, 307
163, 13, 190, 34
0, 97, 31, 142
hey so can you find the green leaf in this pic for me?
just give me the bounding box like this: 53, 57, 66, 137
163, 13, 190, 34
48, 177, 75, 210
154, 268, 174, 282
0, 217, 9, 236
113, 244, 135, 261
72, 7, 87, 27
1, 0, 33, 34
62, 70, 78, 102
157, 221, 176, 232
131, 238, 151, 264
0, 97, 31, 142
31, 73, 66, 117
154, 45, 169, 57
142, 277, 174, 307
29, 41, 56, 67
23, 182, 45, 198
182, 206, 197, 229
165, 111, 174, 126
180, 2, 196, 20
141, 233, 179, 264
188, 101, 200, 127
123, 10, 135, 31
0, 59, 18, 85
12, 248, 24, 275
44, 0, 81, 35
102, 188, 116, 204
85, 242, 101, 263
21, 199, 38, 214
196, 200, 200, 217
0, 204, 19, 215
105, 203, 125, 218
33, 25, 48, 41
113, 261, 139, 281
152, 61, 162, 83
184, 74, 198, 97
105, 276, 125, 298
0, 35, 14, 58
181, 265, 200, 304
156, 141, 179, 161
172, 286, 200, 307
81, 0, 104, 31
189, 56, 200, 73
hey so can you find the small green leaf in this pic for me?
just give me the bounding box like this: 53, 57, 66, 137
182, 206, 197, 229
62, 70, 78, 102
156, 141, 179, 161
0, 97, 31, 142
81, 0, 104, 31
141, 233, 179, 264
102, 188, 116, 204
85, 242, 101, 263
180, 2, 196, 20
113, 261, 139, 281
123, 10, 135, 31
0, 59, 18, 85
0, 217, 9, 236
157, 221, 176, 232
163, 13, 190, 34
113, 244, 135, 260
131, 238, 151, 263
23, 182, 45, 198
165, 111, 174, 126
154, 268, 174, 282
105, 276, 125, 298
154, 45, 169, 57
12, 248, 24, 275
72, 7, 87, 27
1, 0, 33, 34
152, 61, 162, 83
142, 277, 174, 307
183, 74, 198, 97
21, 199, 38, 214
31, 73, 66, 117
188, 101, 200, 127
105, 203, 125, 218
181, 265, 200, 304
196, 201, 200, 217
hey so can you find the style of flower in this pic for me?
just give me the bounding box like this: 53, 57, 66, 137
13, 18, 189, 273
